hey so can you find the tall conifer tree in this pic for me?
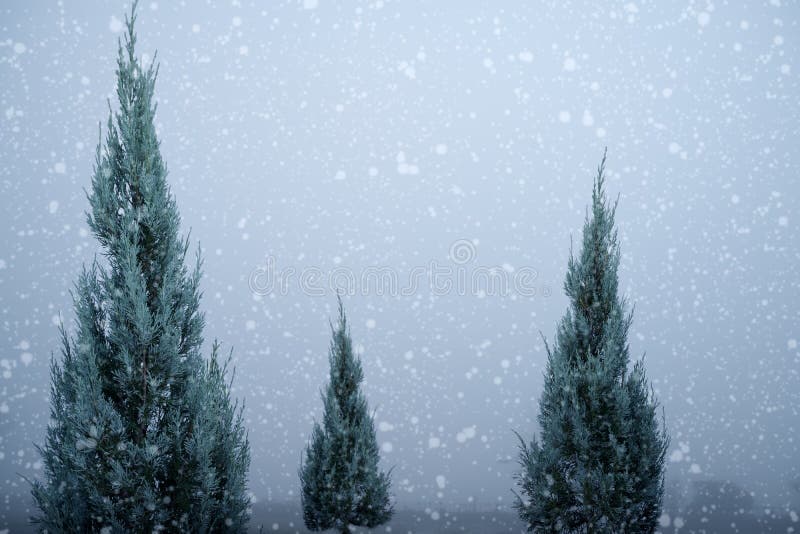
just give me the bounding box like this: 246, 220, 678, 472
31, 4, 250, 531
300, 298, 393, 534
515, 152, 668, 532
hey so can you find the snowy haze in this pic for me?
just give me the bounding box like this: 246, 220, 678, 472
1, 0, 799, 528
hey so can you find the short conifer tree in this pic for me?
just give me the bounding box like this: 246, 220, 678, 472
31, 3, 250, 531
515, 152, 669, 533
300, 298, 393, 533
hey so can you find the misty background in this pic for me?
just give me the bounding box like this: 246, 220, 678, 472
1, 0, 798, 531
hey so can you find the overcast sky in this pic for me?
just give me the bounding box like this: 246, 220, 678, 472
1, 0, 798, 519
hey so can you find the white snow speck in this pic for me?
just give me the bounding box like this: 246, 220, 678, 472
109, 15, 123, 33
378, 421, 394, 432
303, 0, 319, 9
563, 57, 576, 71
789, 339, 797, 349
689, 463, 701, 474
624, 2, 639, 13
245, 320, 256, 331
76, 438, 97, 451
381, 441, 393, 453
518, 50, 534, 62
697, 12, 710, 27
13, 42, 26, 54
398, 61, 416, 79
435, 475, 446, 489
365, 318, 376, 329
558, 110, 571, 123
658, 513, 670, 527
404, 350, 414, 360
54, 162, 66, 174
48, 200, 59, 214
455, 426, 476, 443
20, 353, 33, 366
396, 152, 419, 175
428, 437, 440, 448
334, 170, 346, 180
435, 143, 447, 155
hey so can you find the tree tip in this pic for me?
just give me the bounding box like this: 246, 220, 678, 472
122, 0, 140, 60
594, 149, 607, 194
336, 292, 346, 327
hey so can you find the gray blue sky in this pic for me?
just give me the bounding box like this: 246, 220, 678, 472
1, 0, 798, 523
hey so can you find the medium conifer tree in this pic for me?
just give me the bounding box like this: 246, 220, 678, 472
300, 298, 393, 534
31, 3, 250, 531
515, 151, 668, 533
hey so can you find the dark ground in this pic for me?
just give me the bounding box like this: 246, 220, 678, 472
2, 495, 798, 533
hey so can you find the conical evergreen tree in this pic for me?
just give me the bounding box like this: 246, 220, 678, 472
515, 151, 669, 533
300, 298, 393, 533
31, 3, 250, 531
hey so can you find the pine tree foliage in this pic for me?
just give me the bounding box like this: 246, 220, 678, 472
300, 299, 393, 534
31, 4, 250, 531
515, 151, 669, 533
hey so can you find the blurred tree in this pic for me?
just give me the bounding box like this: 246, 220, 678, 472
515, 151, 669, 532
300, 298, 393, 534
30, 3, 250, 531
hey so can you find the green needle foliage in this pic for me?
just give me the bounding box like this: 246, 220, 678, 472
31, 4, 250, 532
300, 298, 393, 534
515, 151, 669, 533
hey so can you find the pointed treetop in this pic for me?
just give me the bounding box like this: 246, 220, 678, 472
332, 292, 347, 334
592, 147, 608, 204
124, 1, 139, 60
117, 0, 160, 91
590, 147, 620, 221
